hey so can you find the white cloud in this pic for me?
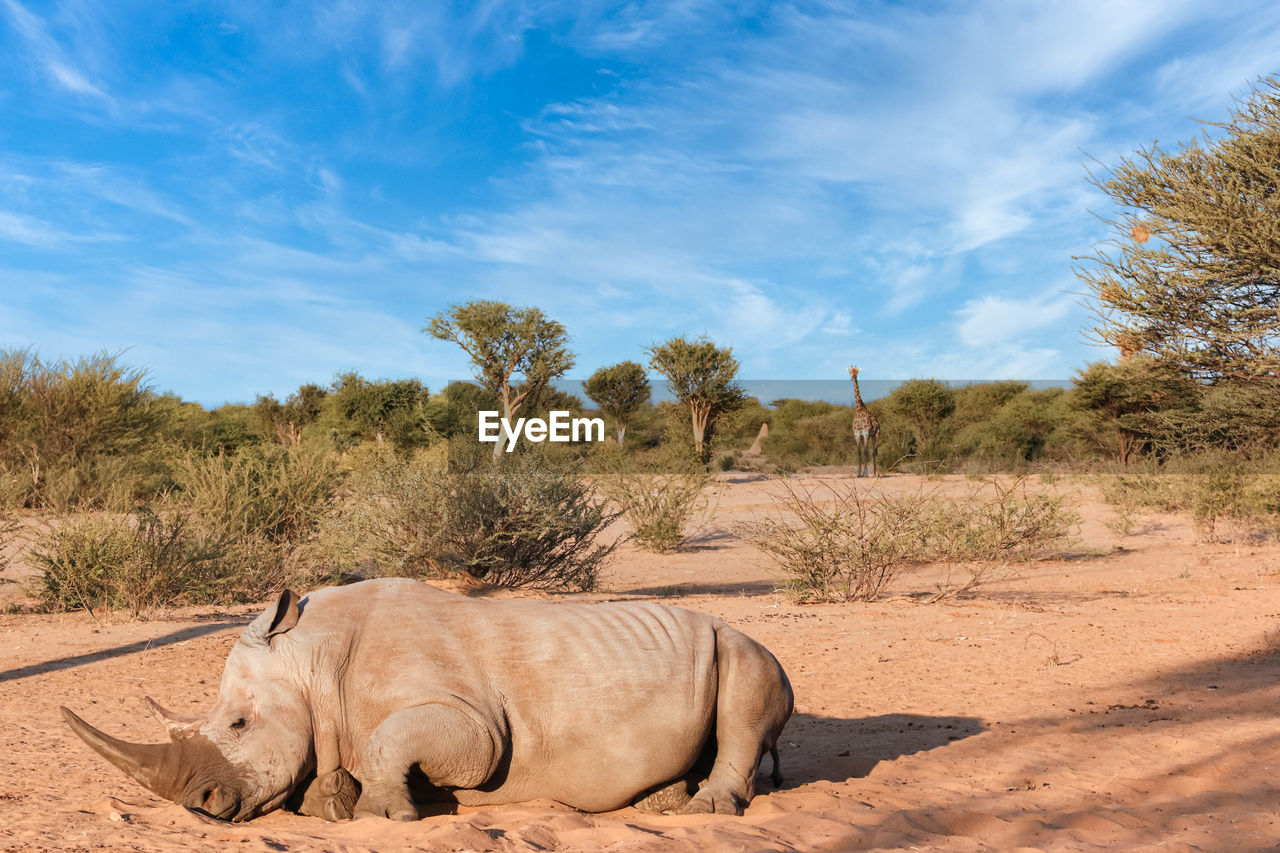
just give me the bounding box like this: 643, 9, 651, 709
954, 290, 1076, 349
0, 0, 114, 105
0, 208, 121, 246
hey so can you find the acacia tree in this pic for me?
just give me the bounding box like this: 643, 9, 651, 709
582, 361, 651, 444
426, 302, 574, 453
1077, 77, 1280, 382
886, 379, 955, 451
331, 373, 431, 448
647, 336, 744, 464
253, 383, 327, 445
1072, 358, 1197, 465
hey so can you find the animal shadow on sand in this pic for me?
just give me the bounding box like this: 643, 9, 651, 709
782, 712, 985, 786
374, 713, 982, 820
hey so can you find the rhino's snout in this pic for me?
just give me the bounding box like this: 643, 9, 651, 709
61, 706, 262, 821
193, 784, 241, 820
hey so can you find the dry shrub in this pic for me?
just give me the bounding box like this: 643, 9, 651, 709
593, 448, 715, 553
0, 507, 17, 576
736, 477, 1076, 603
922, 477, 1078, 601
326, 444, 618, 591
734, 480, 931, 602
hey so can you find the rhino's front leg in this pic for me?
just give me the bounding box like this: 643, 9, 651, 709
353, 703, 503, 822
297, 768, 360, 821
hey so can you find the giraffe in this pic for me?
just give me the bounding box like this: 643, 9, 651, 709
849, 366, 879, 477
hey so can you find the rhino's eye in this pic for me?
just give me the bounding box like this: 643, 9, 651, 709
230, 717, 247, 731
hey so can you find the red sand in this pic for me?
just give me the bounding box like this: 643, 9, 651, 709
3, 473, 1280, 852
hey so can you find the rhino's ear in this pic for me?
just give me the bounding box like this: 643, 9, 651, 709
244, 589, 302, 648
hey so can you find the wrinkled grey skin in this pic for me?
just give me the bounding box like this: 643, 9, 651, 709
63, 578, 794, 822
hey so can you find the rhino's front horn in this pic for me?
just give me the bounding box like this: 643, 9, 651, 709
61, 706, 186, 801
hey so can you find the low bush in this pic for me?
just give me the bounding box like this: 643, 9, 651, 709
593, 447, 715, 553
32, 444, 342, 614
922, 478, 1078, 601
32, 509, 223, 616
327, 444, 618, 591
734, 480, 932, 602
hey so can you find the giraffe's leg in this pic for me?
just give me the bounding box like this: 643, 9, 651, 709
870, 434, 878, 478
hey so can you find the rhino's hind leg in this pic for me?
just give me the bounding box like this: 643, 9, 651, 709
633, 778, 693, 814
296, 768, 360, 821
353, 703, 503, 822
681, 626, 793, 816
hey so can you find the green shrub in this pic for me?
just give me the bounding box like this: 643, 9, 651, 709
593, 448, 714, 553
174, 444, 338, 545
32, 509, 223, 615
953, 389, 1069, 465
166, 444, 341, 597
0, 349, 175, 509
328, 445, 618, 591
886, 379, 955, 453
762, 406, 851, 467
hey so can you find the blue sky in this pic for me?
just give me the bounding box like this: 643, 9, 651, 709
1, 1, 1278, 407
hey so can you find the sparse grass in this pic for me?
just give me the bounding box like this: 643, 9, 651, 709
1096, 458, 1280, 544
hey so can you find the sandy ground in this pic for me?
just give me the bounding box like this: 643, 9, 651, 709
4, 472, 1280, 852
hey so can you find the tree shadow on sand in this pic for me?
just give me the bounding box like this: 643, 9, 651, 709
780, 712, 985, 786
611, 580, 779, 598
672, 529, 738, 552
0, 620, 247, 683
891, 643, 1280, 851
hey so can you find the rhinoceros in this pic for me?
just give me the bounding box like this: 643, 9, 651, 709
62, 578, 793, 822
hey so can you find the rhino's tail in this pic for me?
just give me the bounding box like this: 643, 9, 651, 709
769, 742, 783, 788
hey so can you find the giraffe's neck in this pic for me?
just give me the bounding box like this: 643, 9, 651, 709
853, 378, 865, 409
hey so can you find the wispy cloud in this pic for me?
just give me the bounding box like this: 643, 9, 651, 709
1, 0, 114, 105
0, 208, 121, 247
